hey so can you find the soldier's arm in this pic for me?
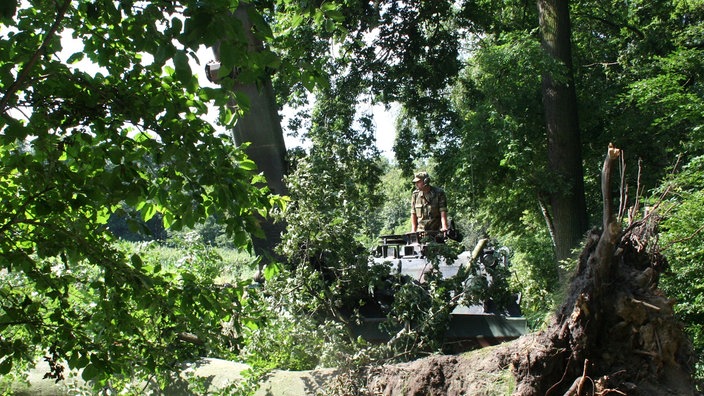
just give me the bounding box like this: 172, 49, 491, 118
439, 190, 449, 231
441, 211, 449, 232
410, 192, 418, 232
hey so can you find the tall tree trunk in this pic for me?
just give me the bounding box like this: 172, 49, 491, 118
537, 0, 588, 269
214, 4, 288, 273
231, 76, 288, 275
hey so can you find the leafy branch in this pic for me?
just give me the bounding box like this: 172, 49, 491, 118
0, 0, 71, 113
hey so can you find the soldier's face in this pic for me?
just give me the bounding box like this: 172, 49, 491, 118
415, 180, 425, 189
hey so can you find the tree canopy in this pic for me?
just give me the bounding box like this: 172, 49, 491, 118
0, 0, 285, 386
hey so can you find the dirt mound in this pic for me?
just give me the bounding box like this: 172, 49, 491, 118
364, 347, 515, 395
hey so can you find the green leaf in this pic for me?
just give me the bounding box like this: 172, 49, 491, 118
234, 91, 251, 112
170, 17, 183, 35
238, 158, 257, 171
163, 211, 174, 229
243, 320, 259, 330
301, 71, 316, 91
219, 43, 241, 73
219, 106, 235, 126
141, 203, 157, 222
66, 52, 85, 64
130, 254, 143, 270
263, 262, 280, 281
1, 119, 27, 142
81, 363, 99, 381
321, 2, 338, 11
258, 49, 280, 69
0, 0, 17, 19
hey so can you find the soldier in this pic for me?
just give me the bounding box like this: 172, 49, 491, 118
410, 171, 449, 233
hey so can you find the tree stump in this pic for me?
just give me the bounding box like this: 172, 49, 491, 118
502, 145, 695, 395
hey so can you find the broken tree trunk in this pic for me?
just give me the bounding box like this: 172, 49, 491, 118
510, 144, 695, 395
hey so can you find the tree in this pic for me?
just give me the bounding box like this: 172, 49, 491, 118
658, 155, 704, 381
0, 0, 285, 387
273, 0, 588, 266
364, 146, 697, 395
4, 0, 703, 391
210, 3, 289, 274
536, 0, 588, 267
376, 162, 414, 235
339, 0, 704, 337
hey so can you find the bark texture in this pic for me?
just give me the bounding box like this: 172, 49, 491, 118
214, 4, 288, 269
537, 0, 588, 266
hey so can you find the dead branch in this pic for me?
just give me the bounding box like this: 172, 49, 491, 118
577, 359, 590, 395
660, 223, 704, 252
562, 359, 592, 396
602, 143, 622, 231
630, 298, 661, 311
546, 356, 573, 396
538, 195, 557, 249
617, 150, 627, 223
628, 158, 644, 226
595, 144, 623, 288
563, 377, 580, 396
633, 349, 658, 357
596, 389, 627, 396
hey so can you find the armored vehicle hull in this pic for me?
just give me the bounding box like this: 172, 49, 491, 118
354, 232, 527, 350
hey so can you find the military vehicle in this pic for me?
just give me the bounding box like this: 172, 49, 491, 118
352, 230, 527, 350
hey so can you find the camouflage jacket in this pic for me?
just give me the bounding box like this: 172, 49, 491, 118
411, 186, 447, 231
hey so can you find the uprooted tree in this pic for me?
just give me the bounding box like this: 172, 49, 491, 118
362, 145, 696, 395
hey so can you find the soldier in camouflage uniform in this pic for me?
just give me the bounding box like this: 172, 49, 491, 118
410, 171, 449, 233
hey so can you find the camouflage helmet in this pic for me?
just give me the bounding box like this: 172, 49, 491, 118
412, 171, 430, 184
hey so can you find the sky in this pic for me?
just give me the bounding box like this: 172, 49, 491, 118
371, 103, 399, 158
280, 100, 398, 158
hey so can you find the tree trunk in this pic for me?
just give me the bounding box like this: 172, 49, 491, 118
537, 0, 588, 269
214, 4, 288, 272
231, 74, 288, 275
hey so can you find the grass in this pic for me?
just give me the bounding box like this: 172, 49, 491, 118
122, 240, 258, 283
